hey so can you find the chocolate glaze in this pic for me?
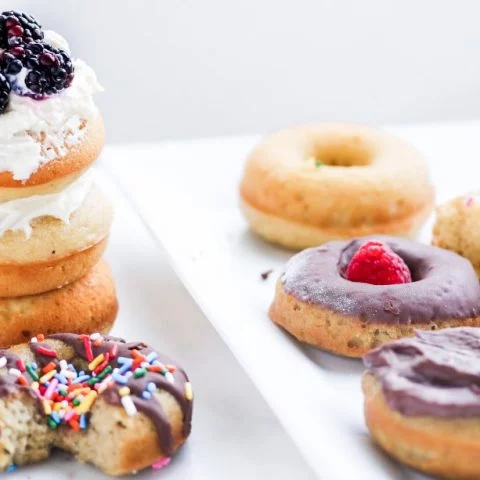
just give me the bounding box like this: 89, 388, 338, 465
0, 334, 193, 456
364, 327, 480, 417
281, 235, 480, 324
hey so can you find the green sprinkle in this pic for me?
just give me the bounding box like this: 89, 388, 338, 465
87, 377, 100, 386
72, 397, 81, 406
47, 418, 58, 430
97, 365, 113, 380
59, 389, 68, 397
26, 365, 39, 382
134, 368, 147, 378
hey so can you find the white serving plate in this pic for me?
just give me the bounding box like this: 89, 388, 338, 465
8, 165, 314, 479
107, 121, 480, 480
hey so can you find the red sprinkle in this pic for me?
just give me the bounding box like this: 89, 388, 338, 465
83, 337, 93, 362
16, 359, 25, 372
131, 349, 146, 361
43, 362, 56, 373
69, 419, 80, 432
109, 344, 118, 358
36, 346, 57, 358
93, 353, 110, 375
17, 376, 28, 386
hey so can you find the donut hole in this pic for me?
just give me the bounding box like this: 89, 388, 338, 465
313, 138, 372, 167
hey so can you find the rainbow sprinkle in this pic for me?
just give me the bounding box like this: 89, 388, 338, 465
151, 457, 171, 470
6, 333, 184, 431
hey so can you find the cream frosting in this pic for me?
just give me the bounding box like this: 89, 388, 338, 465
0, 32, 103, 181
0, 170, 93, 238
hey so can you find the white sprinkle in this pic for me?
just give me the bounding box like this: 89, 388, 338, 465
59, 360, 68, 370
90, 333, 101, 341
121, 395, 137, 416
30, 337, 38, 344
8, 368, 21, 377
165, 372, 175, 384
0, 357, 6, 368
141, 361, 150, 368
126, 371, 133, 378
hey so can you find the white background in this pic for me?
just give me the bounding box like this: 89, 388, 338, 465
9, 0, 480, 142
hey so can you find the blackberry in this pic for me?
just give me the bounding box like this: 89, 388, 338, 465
0, 72, 10, 113
0, 11, 43, 49
1, 41, 74, 98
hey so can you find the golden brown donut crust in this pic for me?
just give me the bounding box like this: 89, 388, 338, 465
0, 259, 118, 347
269, 280, 480, 357
433, 193, 480, 276
0, 236, 108, 298
0, 114, 104, 188
240, 123, 435, 249
363, 373, 480, 479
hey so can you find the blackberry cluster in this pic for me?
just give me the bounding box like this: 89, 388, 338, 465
0, 11, 43, 49
0, 72, 10, 113
0, 10, 74, 107
2, 42, 74, 97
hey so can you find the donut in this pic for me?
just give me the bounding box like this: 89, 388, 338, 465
240, 123, 435, 249
0, 176, 114, 297
363, 328, 480, 479
0, 331, 193, 476
269, 235, 480, 357
0, 259, 118, 346
433, 192, 480, 275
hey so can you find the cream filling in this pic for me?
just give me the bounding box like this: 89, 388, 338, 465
0, 170, 94, 238
0, 31, 103, 181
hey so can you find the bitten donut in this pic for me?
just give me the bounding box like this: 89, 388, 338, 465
269, 235, 480, 357
240, 123, 435, 249
433, 192, 480, 275
0, 259, 118, 346
0, 332, 193, 476
363, 328, 480, 479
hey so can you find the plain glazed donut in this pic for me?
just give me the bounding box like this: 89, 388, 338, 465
363, 328, 480, 479
240, 124, 435, 250
0, 332, 192, 476
0, 259, 118, 346
269, 236, 480, 357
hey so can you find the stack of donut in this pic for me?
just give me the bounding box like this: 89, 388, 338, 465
0, 12, 117, 345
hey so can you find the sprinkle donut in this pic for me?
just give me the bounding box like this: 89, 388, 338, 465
269, 236, 480, 357
240, 124, 435, 250
0, 332, 193, 476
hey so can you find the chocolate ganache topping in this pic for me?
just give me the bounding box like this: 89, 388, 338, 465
281, 235, 480, 324
364, 327, 480, 417
0, 333, 193, 455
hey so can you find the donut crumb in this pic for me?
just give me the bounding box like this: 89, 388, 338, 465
260, 269, 273, 281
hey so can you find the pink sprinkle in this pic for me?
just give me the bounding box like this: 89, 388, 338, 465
151, 457, 171, 470
44, 378, 58, 400
466, 196, 474, 207
64, 410, 77, 422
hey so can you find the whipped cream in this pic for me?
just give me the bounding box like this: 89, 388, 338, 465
0, 32, 103, 181
0, 170, 93, 238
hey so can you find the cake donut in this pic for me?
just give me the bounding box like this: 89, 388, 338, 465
0, 11, 113, 298
363, 327, 480, 479
0, 259, 118, 346
240, 123, 435, 250
0, 331, 193, 476
269, 235, 480, 357
433, 192, 480, 276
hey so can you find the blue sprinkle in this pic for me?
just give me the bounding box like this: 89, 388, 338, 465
44, 381, 50, 387
117, 357, 133, 365
72, 375, 90, 384
79, 414, 88, 429
118, 362, 132, 375
54, 373, 67, 384
50, 412, 61, 425
31, 362, 38, 370
146, 352, 158, 363
142, 391, 152, 400
6, 465, 17, 472
147, 382, 156, 392
78, 370, 85, 376
112, 373, 128, 385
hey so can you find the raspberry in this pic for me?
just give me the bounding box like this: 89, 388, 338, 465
345, 240, 412, 285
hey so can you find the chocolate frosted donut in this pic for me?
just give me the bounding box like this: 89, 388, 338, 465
363, 327, 480, 479
269, 235, 480, 357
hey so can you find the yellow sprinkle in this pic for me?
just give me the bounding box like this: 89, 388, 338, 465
42, 400, 52, 415
39, 370, 56, 383
75, 390, 98, 415
88, 353, 105, 371
119, 386, 130, 396
72, 387, 91, 396
53, 403, 62, 411
184, 382, 193, 401
31, 381, 39, 391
